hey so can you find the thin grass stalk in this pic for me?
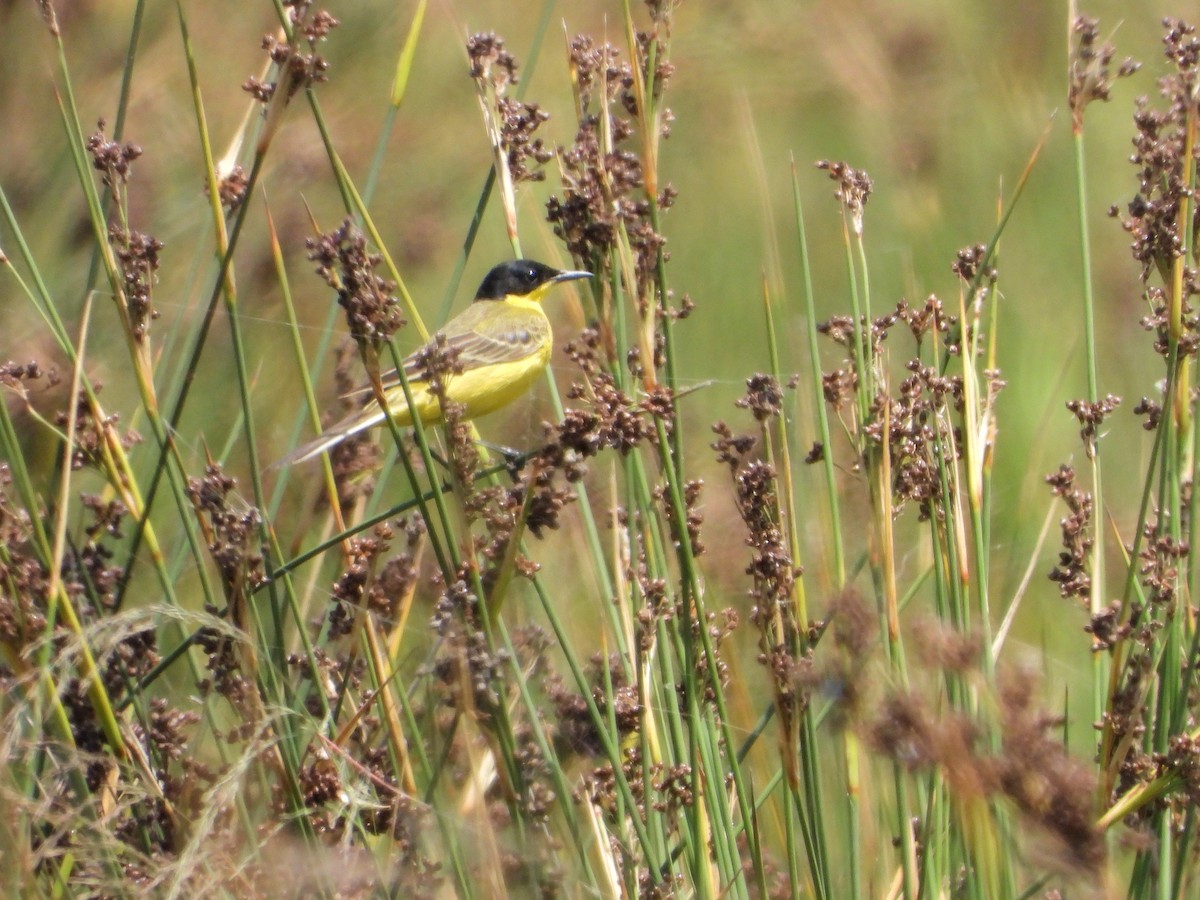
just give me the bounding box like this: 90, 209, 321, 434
693, 730, 736, 897
48, 55, 151, 380
926, 777, 950, 896
841, 215, 872, 433
186, 9, 380, 868
9, 431, 129, 793
649, 590, 697, 868
304, 103, 425, 339
0, 371, 101, 812
761, 281, 808, 632
959, 282, 998, 684
1140, 103, 1199, 893
760, 275, 833, 890
634, 641, 674, 876
1071, 93, 1112, 750
433, 3, 553, 321
75, 0, 145, 401
173, 10, 326, 856
1156, 398, 1185, 739
874, 407, 919, 899
1174, 107, 1200, 687
493, 624, 602, 890
390, 689, 477, 900
832, 176, 926, 894
1102, 376, 1167, 796
792, 174, 849, 585
355, 621, 419, 869
108, 149, 265, 615
688, 727, 717, 900
791, 163, 846, 895
270, 470, 547, 584
648, 410, 760, 888
260, 202, 349, 595
44, 46, 223, 622
44, 292, 91, 691
1183, 410, 1200, 722
545, 386, 627, 656
269, 38, 412, 511
48, 41, 152, 420
980, 252, 1002, 660
264, 26, 422, 570
783, 718, 828, 895
780, 783, 802, 899
629, 457, 695, 867
361, 0, 427, 204
297, 91, 472, 582
178, 0, 296, 708
566, 86, 734, 873
529, 573, 667, 883
1170, 806, 1196, 898
595, 36, 768, 863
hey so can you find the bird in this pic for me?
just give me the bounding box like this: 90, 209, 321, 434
282, 259, 592, 465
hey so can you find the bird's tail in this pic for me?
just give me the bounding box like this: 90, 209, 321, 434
273, 405, 389, 467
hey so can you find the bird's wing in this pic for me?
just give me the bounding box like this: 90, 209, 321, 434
343, 306, 550, 398
434, 317, 550, 368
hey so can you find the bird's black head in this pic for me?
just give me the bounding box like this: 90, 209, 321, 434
474, 259, 590, 302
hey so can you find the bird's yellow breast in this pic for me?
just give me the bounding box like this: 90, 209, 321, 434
443, 342, 551, 417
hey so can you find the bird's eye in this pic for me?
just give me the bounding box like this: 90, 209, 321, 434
523, 266, 538, 284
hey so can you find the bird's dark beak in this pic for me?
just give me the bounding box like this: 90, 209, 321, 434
552, 269, 593, 284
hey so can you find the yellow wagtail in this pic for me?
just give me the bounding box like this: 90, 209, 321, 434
285, 259, 591, 464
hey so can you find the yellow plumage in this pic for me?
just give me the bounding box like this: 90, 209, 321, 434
282, 260, 590, 465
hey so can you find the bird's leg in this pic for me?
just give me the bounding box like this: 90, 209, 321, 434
474, 439, 533, 477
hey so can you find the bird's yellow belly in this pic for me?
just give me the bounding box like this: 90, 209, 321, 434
400, 343, 551, 425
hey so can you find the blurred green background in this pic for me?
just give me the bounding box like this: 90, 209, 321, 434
0, 1, 1172, 739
